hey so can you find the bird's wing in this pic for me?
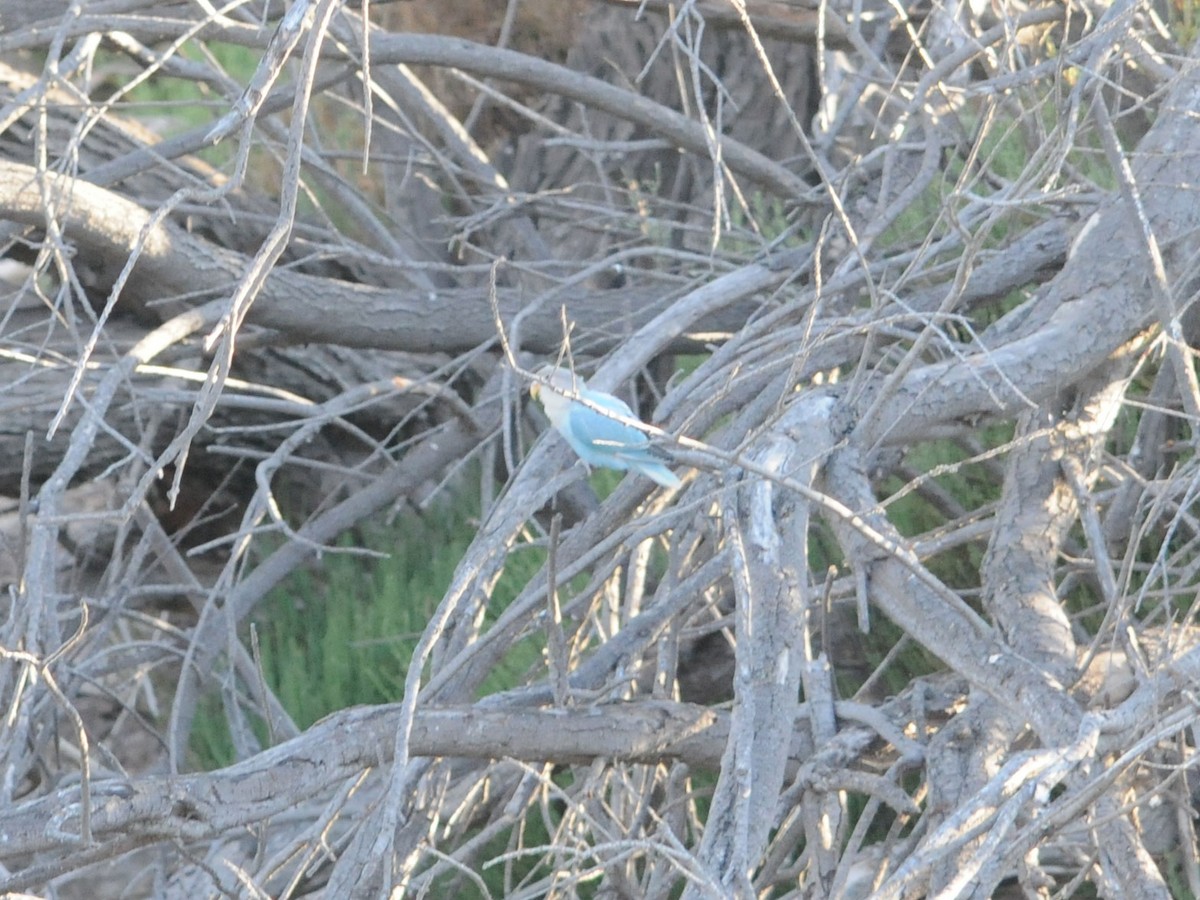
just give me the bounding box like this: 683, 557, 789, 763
567, 391, 650, 453
554, 385, 680, 487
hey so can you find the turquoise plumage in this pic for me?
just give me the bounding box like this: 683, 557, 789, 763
530, 366, 681, 489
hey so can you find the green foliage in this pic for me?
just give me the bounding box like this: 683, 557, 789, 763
1165, 846, 1200, 900
1168, 0, 1200, 47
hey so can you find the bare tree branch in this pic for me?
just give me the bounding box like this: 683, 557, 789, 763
3, 1, 1199, 895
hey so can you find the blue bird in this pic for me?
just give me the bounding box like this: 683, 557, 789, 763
530, 365, 681, 489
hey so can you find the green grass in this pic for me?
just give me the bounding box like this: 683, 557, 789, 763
117, 41, 259, 127
190, 490, 548, 769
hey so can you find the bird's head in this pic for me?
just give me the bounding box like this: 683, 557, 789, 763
530, 365, 582, 403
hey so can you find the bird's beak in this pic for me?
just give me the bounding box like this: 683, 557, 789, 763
530, 382, 541, 401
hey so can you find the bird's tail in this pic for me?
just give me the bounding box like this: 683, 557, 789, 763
634, 460, 682, 489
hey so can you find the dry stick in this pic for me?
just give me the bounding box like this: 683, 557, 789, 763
545, 513, 571, 707
688, 394, 836, 899
422, 499, 693, 714
0, 160, 761, 355
183, 0, 342, 499
319, 366, 561, 896
939, 368, 1127, 894
367, 33, 818, 203
797, 608, 842, 885
0, 702, 744, 871
82, 64, 356, 188
329, 262, 771, 893
861, 47, 1200, 451
826, 443, 1175, 898
204, 0, 316, 145
471, 545, 732, 714
726, 0, 872, 300
883, 695, 1200, 900
4, 300, 221, 804
270, 768, 372, 898
31, 7, 257, 434
824, 444, 1080, 734
599, 0, 853, 47
132, 503, 301, 748
164, 366, 500, 767
38, 16, 266, 454
1, 15, 818, 205
1094, 91, 1200, 424
1176, 761, 1200, 899
843, 9, 1078, 432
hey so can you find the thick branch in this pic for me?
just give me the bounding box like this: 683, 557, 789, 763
860, 56, 1200, 447
0, 699, 819, 874
692, 397, 832, 897
0, 161, 778, 354
599, 0, 852, 48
